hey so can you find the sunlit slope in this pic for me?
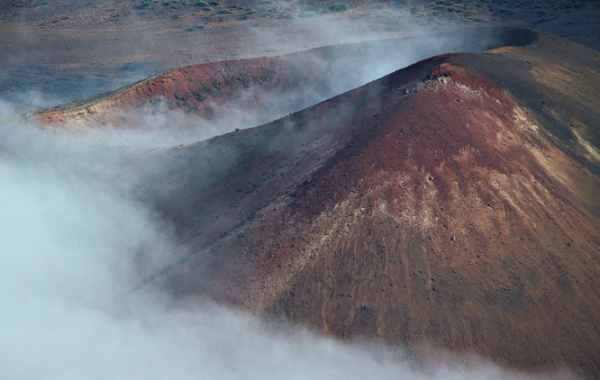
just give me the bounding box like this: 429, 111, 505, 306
130, 29, 600, 377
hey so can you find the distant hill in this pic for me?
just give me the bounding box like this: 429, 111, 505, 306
2, 0, 598, 29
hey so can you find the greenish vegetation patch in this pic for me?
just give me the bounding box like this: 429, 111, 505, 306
187, 23, 206, 30
329, 3, 350, 12
137, 0, 159, 10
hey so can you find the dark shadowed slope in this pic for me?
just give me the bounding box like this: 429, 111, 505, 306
123, 28, 600, 377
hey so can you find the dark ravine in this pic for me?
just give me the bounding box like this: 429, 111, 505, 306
35, 27, 600, 377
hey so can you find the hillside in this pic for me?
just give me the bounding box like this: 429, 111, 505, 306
78, 27, 600, 377
1, 0, 600, 377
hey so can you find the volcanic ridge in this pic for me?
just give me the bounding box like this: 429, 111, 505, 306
32, 27, 600, 377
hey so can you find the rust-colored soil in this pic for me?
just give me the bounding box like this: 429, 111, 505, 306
43, 28, 600, 377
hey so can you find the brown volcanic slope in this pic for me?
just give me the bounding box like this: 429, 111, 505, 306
121, 29, 600, 376
125, 29, 600, 376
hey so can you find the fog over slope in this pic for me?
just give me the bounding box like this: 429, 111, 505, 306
0, 7, 595, 380
0, 122, 573, 379
29, 27, 515, 147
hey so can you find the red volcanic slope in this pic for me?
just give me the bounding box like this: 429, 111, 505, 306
34, 55, 326, 127
125, 29, 599, 377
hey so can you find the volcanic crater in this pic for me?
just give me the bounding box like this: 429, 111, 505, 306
30, 27, 600, 378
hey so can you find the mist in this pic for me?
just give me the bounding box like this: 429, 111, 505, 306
0, 3, 579, 379
0, 63, 159, 119
2, 5, 504, 138
40, 26, 510, 149
0, 114, 579, 380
